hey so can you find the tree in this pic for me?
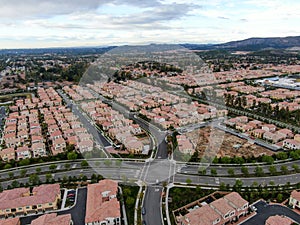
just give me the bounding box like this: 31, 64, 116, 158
198, 168, 206, 175
269, 181, 275, 186
8, 172, 14, 179
81, 160, 89, 168
233, 179, 243, 192
276, 152, 288, 160
254, 166, 264, 177
62, 175, 68, 183
104, 159, 112, 167
262, 155, 274, 164
45, 173, 52, 183
67, 151, 78, 160
20, 169, 27, 177
82, 175, 88, 182
35, 167, 42, 174
277, 193, 283, 202
115, 159, 122, 167
219, 182, 227, 191
220, 156, 231, 164
210, 168, 217, 176
269, 165, 277, 175
4, 164, 12, 169
241, 166, 249, 176
227, 168, 235, 177
125, 196, 135, 206
18, 158, 30, 166
280, 165, 289, 174
63, 162, 70, 170
49, 164, 57, 172
29, 174, 40, 185
292, 164, 300, 172
11, 180, 20, 188
186, 178, 192, 185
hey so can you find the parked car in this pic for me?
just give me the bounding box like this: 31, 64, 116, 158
142, 207, 146, 215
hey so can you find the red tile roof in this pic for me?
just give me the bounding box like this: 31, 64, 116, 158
85, 180, 120, 224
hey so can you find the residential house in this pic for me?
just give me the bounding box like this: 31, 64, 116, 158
224, 192, 248, 218
283, 139, 300, 150
289, 190, 300, 209
277, 129, 294, 139
16, 146, 31, 160
31, 143, 47, 158
0, 148, 15, 161
0, 217, 20, 225
263, 132, 285, 143
262, 124, 277, 132
265, 215, 292, 225
51, 138, 66, 155
210, 198, 236, 224
85, 180, 121, 225
31, 213, 73, 225
181, 205, 221, 225
251, 129, 266, 139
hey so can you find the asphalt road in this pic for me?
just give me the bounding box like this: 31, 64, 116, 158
175, 173, 300, 187
242, 200, 300, 225
142, 186, 163, 225
179, 159, 300, 176
0, 106, 6, 132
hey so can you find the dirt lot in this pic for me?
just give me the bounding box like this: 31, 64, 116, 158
186, 127, 275, 158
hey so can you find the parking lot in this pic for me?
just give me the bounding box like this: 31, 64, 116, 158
242, 200, 300, 225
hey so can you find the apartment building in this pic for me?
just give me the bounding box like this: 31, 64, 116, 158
0, 184, 61, 218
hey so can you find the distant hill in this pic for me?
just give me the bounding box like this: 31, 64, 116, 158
182, 36, 300, 51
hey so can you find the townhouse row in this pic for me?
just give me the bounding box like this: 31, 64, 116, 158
80, 100, 145, 154
0, 87, 94, 162
224, 116, 300, 149
178, 192, 249, 225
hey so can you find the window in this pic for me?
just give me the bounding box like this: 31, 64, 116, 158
26, 206, 30, 209
6, 209, 10, 212
49, 203, 53, 206
18, 207, 22, 210
38, 204, 42, 207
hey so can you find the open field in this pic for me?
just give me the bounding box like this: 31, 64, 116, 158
187, 127, 275, 158
0, 92, 32, 103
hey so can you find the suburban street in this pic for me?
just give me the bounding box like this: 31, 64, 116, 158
142, 186, 164, 225
57, 90, 111, 157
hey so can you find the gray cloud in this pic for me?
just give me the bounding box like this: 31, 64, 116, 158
14, 2, 198, 31
111, 3, 199, 25
0, 0, 162, 19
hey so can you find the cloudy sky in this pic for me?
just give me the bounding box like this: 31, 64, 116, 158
1, 0, 300, 49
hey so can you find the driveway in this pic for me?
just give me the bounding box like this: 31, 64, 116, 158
242, 200, 300, 225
